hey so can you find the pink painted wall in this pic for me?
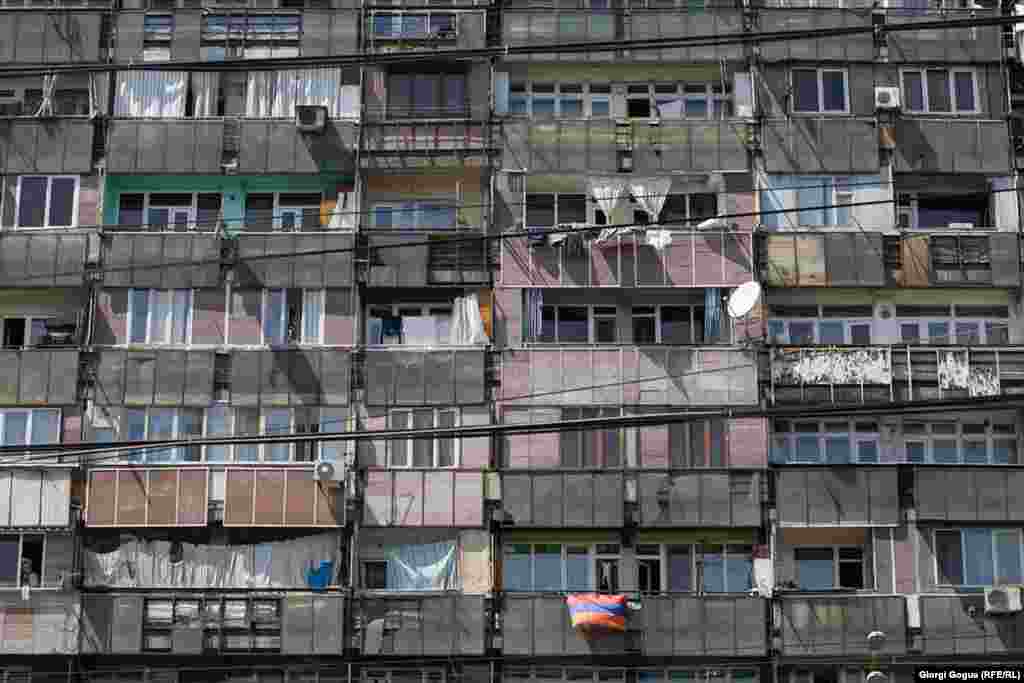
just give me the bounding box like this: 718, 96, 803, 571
192, 289, 225, 345
324, 288, 355, 346
230, 290, 261, 345
93, 289, 127, 345
727, 417, 768, 467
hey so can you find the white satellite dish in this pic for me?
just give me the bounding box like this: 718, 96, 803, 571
697, 217, 730, 231
727, 281, 762, 319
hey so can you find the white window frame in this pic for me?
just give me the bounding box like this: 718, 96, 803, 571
769, 319, 873, 345
772, 419, 881, 464
502, 543, 622, 592
901, 418, 1019, 464
793, 545, 868, 590
386, 407, 460, 468
933, 528, 1024, 587
895, 305, 1010, 345
538, 305, 616, 344
14, 175, 80, 229
653, 82, 732, 120
121, 407, 204, 463
791, 68, 850, 115
370, 10, 458, 39
635, 543, 666, 594
127, 288, 194, 345
900, 67, 979, 115
242, 191, 324, 232
630, 304, 713, 345
0, 533, 48, 589
366, 303, 454, 347
259, 288, 324, 346
0, 316, 56, 348
0, 408, 61, 447
117, 192, 225, 232
370, 200, 459, 231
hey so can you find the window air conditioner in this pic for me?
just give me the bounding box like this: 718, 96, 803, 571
984, 586, 1022, 615
295, 105, 327, 134
875, 86, 902, 111
314, 460, 346, 482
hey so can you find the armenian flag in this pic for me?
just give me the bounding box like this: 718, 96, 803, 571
566, 594, 627, 633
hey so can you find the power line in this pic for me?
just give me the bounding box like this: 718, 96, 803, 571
4, 395, 1022, 465
11, 186, 1023, 283
0, 11, 1019, 76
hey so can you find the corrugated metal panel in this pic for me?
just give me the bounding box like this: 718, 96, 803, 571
780, 597, 907, 655
313, 594, 344, 654
282, 594, 315, 654
637, 472, 760, 527
991, 233, 1020, 287
111, 595, 144, 653
778, 468, 898, 526
873, 528, 894, 593
171, 10, 201, 61
80, 594, 112, 653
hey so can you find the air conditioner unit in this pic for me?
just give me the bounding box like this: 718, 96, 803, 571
985, 586, 1023, 614
874, 302, 895, 320
875, 86, 902, 111
295, 105, 327, 134
314, 460, 346, 482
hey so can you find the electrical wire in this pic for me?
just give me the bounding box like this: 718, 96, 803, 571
0, 11, 1019, 76
9, 185, 1023, 284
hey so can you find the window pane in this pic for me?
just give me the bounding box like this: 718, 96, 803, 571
534, 545, 562, 591
0, 539, 18, 587
792, 70, 819, 112
443, 76, 466, 115
928, 322, 949, 344
994, 530, 1022, 584
150, 289, 172, 344
701, 547, 725, 592
927, 69, 951, 112
935, 530, 963, 585
994, 438, 1018, 465
964, 440, 988, 465
414, 75, 440, 114
956, 322, 980, 345
963, 528, 994, 585
903, 71, 924, 111
264, 409, 291, 462
235, 408, 260, 462
796, 436, 820, 463
850, 323, 871, 345
437, 410, 455, 467
660, 306, 692, 344
838, 556, 864, 589
789, 321, 814, 344
172, 290, 190, 344
906, 441, 926, 463
566, 547, 590, 591
526, 194, 555, 227
17, 177, 47, 228
129, 290, 150, 343
633, 315, 656, 344
668, 546, 692, 591
3, 412, 27, 446
412, 409, 434, 467
901, 323, 920, 343
726, 554, 752, 592
264, 289, 286, 345
825, 437, 850, 464
540, 306, 556, 342
933, 439, 958, 464
796, 548, 834, 590
596, 558, 619, 592
504, 550, 531, 591
594, 317, 617, 343
302, 290, 322, 343
558, 194, 587, 224
146, 409, 176, 462
48, 178, 76, 227
30, 409, 60, 446
818, 321, 844, 345
821, 71, 846, 111
558, 307, 589, 343
954, 72, 975, 111
206, 406, 231, 462
591, 97, 610, 117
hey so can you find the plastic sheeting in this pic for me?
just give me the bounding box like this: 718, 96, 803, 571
114, 71, 187, 118
83, 532, 341, 589
449, 293, 490, 346
385, 541, 458, 591
246, 68, 359, 118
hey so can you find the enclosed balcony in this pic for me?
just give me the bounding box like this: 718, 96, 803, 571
915, 594, 1024, 655
774, 468, 900, 527
0, 593, 80, 655
777, 595, 907, 656
355, 593, 486, 656
0, 232, 92, 288
913, 467, 1024, 522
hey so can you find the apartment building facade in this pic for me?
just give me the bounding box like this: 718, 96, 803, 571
0, 0, 1023, 682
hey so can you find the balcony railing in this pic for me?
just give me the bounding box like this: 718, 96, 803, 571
774, 467, 900, 527
913, 466, 1024, 522
356, 593, 486, 656
777, 594, 907, 656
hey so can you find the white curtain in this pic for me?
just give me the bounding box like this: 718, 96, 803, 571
114, 71, 187, 118
587, 177, 628, 244
629, 177, 673, 223
385, 541, 458, 591
246, 67, 349, 118
191, 72, 221, 118
329, 192, 357, 230
449, 293, 489, 346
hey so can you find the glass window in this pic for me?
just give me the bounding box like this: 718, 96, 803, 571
927, 69, 952, 112
994, 529, 1023, 585
264, 409, 291, 462
795, 548, 834, 590
904, 71, 925, 111
557, 307, 589, 343
16, 177, 48, 228
818, 321, 844, 345
963, 528, 994, 586
793, 69, 820, 113
566, 545, 590, 591
534, 544, 562, 591
504, 546, 531, 591
935, 529, 963, 585
821, 71, 846, 111
954, 71, 975, 112
661, 306, 692, 344
205, 406, 231, 462
263, 289, 286, 345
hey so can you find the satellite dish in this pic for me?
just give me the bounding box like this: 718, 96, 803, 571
727, 281, 762, 319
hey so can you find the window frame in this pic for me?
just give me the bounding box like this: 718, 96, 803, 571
768, 314, 874, 345
0, 316, 57, 349
900, 67, 979, 115
502, 542, 622, 592
127, 288, 194, 346
14, 175, 79, 229
370, 200, 459, 231
791, 68, 850, 115
121, 407, 204, 463
771, 419, 882, 464
386, 407, 460, 469
200, 13, 302, 61
524, 192, 592, 228
630, 304, 711, 345
117, 192, 225, 232
243, 191, 324, 233
197, 406, 346, 464
370, 10, 458, 40
365, 302, 455, 347
538, 305, 617, 345
933, 528, 1024, 587
0, 408, 61, 448
0, 533, 48, 589
901, 418, 1019, 464
793, 545, 868, 591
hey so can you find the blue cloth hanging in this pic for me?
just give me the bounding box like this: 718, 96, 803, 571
705, 288, 722, 342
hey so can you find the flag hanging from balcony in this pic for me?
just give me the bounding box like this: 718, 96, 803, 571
566, 594, 627, 633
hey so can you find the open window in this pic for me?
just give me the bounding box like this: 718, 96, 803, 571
262, 289, 323, 345
366, 303, 453, 346
0, 534, 45, 588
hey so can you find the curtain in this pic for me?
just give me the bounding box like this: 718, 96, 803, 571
526, 288, 544, 341
35, 74, 57, 117
246, 68, 348, 118
705, 287, 722, 342
450, 292, 489, 346
630, 177, 673, 224
114, 71, 187, 118
329, 192, 357, 230
588, 177, 628, 244
191, 72, 221, 118
385, 541, 458, 591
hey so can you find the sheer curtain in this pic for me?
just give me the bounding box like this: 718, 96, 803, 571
246, 67, 349, 118
631, 177, 674, 250
449, 293, 489, 346
114, 71, 187, 118
587, 177, 626, 244
191, 72, 221, 117
385, 541, 458, 591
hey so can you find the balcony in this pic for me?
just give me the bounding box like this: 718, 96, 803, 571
0, 469, 72, 528
502, 594, 766, 656
500, 348, 758, 406
102, 233, 221, 289
368, 231, 488, 287
637, 470, 761, 527
235, 233, 355, 289
80, 592, 346, 655
0, 232, 91, 288
777, 595, 907, 656
502, 120, 749, 174
775, 468, 900, 527
892, 120, 1010, 175
361, 123, 495, 168
500, 472, 624, 527
0, 119, 94, 174
917, 595, 1024, 655
106, 120, 226, 175
757, 10, 874, 61
363, 348, 486, 406
356, 594, 486, 656
229, 350, 352, 406
887, 8, 1003, 62
913, 467, 1024, 522
363, 470, 484, 528
0, 349, 79, 405
0, 593, 79, 655
366, 10, 486, 52
85, 467, 210, 528
93, 350, 216, 407
499, 229, 753, 288
762, 118, 879, 174
766, 346, 1024, 404
759, 232, 1021, 289
239, 120, 357, 175
0, 11, 102, 63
